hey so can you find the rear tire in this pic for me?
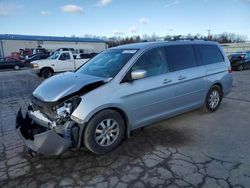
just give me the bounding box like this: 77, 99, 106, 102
238, 65, 244, 71
203, 85, 223, 112
83, 110, 125, 154
41, 68, 53, 78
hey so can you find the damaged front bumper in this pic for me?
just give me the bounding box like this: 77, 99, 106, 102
16, 109, 73, 155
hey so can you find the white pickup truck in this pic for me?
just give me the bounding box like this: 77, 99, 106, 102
31, 51, 90, 78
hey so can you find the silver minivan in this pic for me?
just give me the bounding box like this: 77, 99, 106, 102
16, 41, 233, 155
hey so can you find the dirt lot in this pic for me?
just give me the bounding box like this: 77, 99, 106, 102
0, 69, 250, 187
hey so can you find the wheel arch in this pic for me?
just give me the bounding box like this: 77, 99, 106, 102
203, 82, 224, 112
203, 82, 222, 103
109, 107, 129, 137
86, 107, 131, 138
40, 66, 54, 74
213, 82, 223, 95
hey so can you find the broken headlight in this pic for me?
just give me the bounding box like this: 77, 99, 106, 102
55, 97, 81, 121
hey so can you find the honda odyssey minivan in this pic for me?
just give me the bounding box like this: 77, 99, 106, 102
16, 41, 233, 155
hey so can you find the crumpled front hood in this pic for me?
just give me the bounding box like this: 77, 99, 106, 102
33, 72, 105, 102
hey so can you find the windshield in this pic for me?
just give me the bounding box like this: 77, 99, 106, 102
48, 52, 60, 60
76, 49, 137, 78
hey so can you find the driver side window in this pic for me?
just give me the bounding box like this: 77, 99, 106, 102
130, 47, 169, 78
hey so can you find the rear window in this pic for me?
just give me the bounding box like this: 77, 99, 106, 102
199, 45, 224, 65
165, 45, 198, 71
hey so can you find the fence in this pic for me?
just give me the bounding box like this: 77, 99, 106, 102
221, 42, 250, 54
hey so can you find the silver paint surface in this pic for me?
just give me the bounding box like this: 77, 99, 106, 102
33, 72, 104, 102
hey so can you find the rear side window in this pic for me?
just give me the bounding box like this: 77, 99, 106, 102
165, 45, 197, 71
199, 45, 224, 65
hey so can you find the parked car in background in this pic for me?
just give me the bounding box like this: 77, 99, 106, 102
80, 52, 98, 59
0, 57, 25, 70
228, 52, 250, 71
30, 51, 90, 78
49, 48, 75, 56
26, 48, 50, 58
55, 48, 75, 53
17, 41, 233, 155
8, 48, 50, 64
25, 54, 44, 65
58, 48, 75, 51
24, 52, 50, 65
19, 49, 33, 59
10, 52, 23, 61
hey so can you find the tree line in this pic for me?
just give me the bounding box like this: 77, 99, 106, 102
75, 32, 248, 48
106, 32, 248, 48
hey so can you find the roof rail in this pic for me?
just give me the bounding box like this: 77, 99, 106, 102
141, 37, 208, 42
169, 38, 207, 41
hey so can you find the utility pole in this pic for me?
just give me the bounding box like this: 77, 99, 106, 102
207, 29, 211, 40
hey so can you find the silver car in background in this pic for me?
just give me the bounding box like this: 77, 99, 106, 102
16, 41, 233, 155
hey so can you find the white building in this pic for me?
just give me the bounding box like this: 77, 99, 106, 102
0, 34, 108, 57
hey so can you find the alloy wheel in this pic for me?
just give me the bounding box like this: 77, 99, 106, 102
209, 90, 220, 109
95, 119, 120, 147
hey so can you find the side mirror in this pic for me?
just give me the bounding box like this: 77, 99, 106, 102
131, 69, 147, 80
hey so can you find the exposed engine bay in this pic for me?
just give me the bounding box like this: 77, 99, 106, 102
16, 96, 83, 155
16, 72, 107, 155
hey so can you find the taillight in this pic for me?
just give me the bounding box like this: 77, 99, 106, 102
228, 66, 232, 73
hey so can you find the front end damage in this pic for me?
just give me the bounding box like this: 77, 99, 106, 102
15, 72, 107, 155
16, 101, 84, 156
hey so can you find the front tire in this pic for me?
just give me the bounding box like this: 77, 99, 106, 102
203, 85, 223, 112
41, 68, 53, 78
83, 110, 125, 154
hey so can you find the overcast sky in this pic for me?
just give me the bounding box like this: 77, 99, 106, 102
0, 0, 250, 39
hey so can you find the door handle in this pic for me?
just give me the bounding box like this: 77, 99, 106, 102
163, 79, 172, 84
178, 75, 186, 80
51, 64, 55, 66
